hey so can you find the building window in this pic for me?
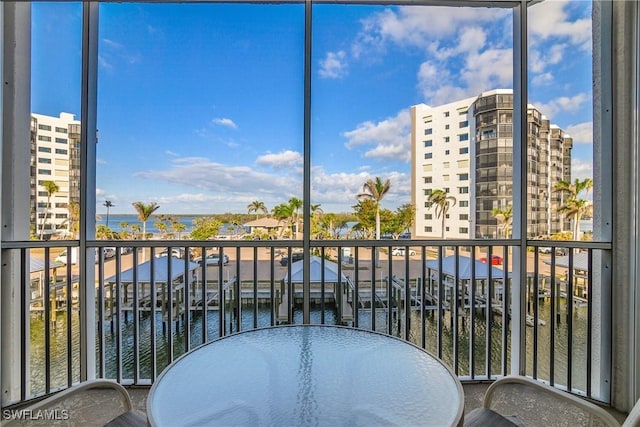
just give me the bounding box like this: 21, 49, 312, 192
444, 111, 450, 117
443, 162, 450, 168
459, 200, 469, 207
445, 150, 450, 155
37, 202, 47, 208
459, 110, 467, 115
55, 138, 67, 144
425, 128, 433, 135
444, 136, 450, 143
38, 158, 51, 164
424, 153, 432, 159
459, 227, 469, 234
458, 186, 469, 194
38, 169, 51, 175
445, 124, 450, 130
458, 173, 469, 181
424, 177, 432, 184
458, 134, 469, 142
38, 135, 51, 142
55, 148, 68, 155
38, 191, 48, 197
38, 146, 51, 153
38, 124, 51, 131
424, 214, 432, 220
55, 127, 67, 133
459, 120, 468, 128
424, 201, 432, 208
424, 189, 432, 196
459, 214, 469, 221
444, 187, 450, 193
424, 140, 432, 147
459, 147, 469, 154
424, 226, 432, 233
55, 213, 68, 219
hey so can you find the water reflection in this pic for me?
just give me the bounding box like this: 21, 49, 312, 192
28, 298, 587, 395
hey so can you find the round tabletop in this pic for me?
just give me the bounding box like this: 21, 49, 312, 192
147, 325, 464, 426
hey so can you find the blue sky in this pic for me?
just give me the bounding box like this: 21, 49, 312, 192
31, 1, 594, 215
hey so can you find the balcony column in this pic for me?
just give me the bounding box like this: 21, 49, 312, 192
511, 0, 528, 376
78, 1, 99, 381
1, 1, 32, 404
609, 0, 639, 412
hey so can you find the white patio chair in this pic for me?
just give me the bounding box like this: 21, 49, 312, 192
464, 376, 620, 427
4, 379, 147, 427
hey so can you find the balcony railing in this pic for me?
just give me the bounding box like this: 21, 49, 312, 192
1, 238, 611, 407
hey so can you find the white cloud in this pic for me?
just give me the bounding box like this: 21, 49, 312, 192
571, 158, 593, 182
310, 167, 410, 211
165, 150, 179, 157
456, 27, 487, 54
157, 193, 221, 204
529, 1, 592, 51
256, 150, 303, 169
98, 55, 113, 70
354, 6, 507, 54
97, 158, 107, 165
565, 121, 592, 144
96, 188, 106, 197
416, 45, 512, 106
212, 117, 237, 129
460, 47, 513, 95
319, 51, 348, 79
342, 109, 411, 162
131, 155, 410, 213
135, 156, 298, 199
534, 93, 590, 117
531, 43, 567, 73
531, 72, 554, 86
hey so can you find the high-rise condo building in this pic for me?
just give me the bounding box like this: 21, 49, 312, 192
411, 89, 573, 239
30, 112, 81, 239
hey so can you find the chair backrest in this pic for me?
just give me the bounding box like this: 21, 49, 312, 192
483, 376, 620, 427
622, 398, 640, 427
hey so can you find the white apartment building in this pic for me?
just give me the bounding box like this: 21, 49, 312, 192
411, 95, 477, 239
30, 112, 80, 238
411, 89, 572, 239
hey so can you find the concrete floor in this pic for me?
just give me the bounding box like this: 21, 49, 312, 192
3, 382, 629, 426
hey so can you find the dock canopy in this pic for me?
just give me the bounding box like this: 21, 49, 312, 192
543, 251, 589, 271
284, 256, 348, 283
30, 258, 65, 272
426, 255, 509, 280
105, 256, 199, 283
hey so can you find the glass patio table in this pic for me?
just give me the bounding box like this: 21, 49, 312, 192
147, 325, 464, 426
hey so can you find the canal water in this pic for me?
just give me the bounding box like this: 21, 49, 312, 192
28, 298, 588, 396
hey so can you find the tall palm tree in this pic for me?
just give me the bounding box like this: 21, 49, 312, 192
492, 205, 513, 238
554, 178, 593, 199
357, 177, 391, 240
247, 200, 268, 220
554, 178, 593, 240
272, 203, 294, 238
557, 198, 593, 241
131, 201, 160, 239
103, 200, 114, 227
68, 201, 80, 239
39, 180, 59, 239
428, 189, 457, 239
311, 204, 324, 239
288, 197, 303, 239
